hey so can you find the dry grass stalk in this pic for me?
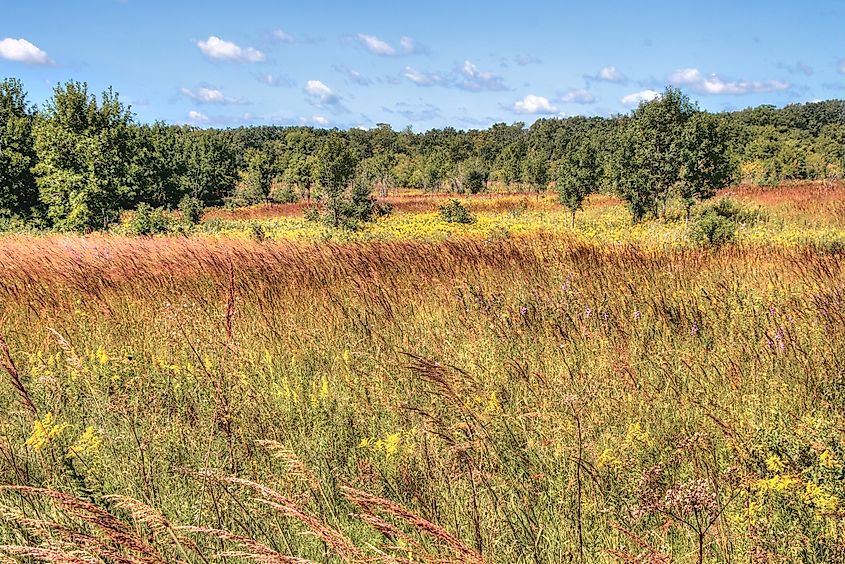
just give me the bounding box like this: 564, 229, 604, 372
178, 525, 313, 563
0, 332, 37, 415
255, 440, 322, 492
0, 486, 165, 563
340, 486, 486, 564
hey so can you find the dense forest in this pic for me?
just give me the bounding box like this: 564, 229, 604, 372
0, 77, 842, 232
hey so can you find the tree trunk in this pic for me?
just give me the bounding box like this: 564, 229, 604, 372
571, 209, 576, 229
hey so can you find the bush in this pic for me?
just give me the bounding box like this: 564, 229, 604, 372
704, 197, 768, 226
439, 199, 476, 224
129, 203, 171, 236
689, 211, 736, 247
178, 195, 204, 225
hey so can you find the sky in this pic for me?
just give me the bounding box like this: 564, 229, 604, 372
1, 0, 843, 131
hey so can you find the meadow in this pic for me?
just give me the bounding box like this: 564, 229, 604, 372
1, 183, 845, 563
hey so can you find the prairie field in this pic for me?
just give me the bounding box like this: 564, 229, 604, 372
2, 184, 845, 563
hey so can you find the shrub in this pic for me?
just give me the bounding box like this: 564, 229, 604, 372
439, 199, 476, 224
129, 203, 170, 236
178, 195, 204, 225
689, 211, 736, 247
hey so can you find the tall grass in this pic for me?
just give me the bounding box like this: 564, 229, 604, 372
0, 225, 844, 561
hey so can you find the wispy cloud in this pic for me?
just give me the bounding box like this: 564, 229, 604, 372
839, 59, 845, 74
511, 94, 558, 114
180, 86, 244, 104
304, 79, 347, 112
196, 36, 265, 63
403, 66, 445, 87
620, 89, 660, 106
777, 61, 813, 76
258, 73, 294, 87
334, 65, 373, 86
187, 110, 210, 124
0, 37, 53, 65
558, 88, 595, 104
355, 33, 424, 56
589, 65, 627, 84
669, 68, 790, 94
403, 60, 506, 91
272, 29, 295, 43
514, 54, 541, 66
456, 60, 507, 91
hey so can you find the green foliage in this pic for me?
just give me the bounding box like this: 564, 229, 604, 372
33, 81, 134, 232
439, 199, 476, 224
557, 134, 600, 227
459, 158, 489, 194
689, 210, 736, 247
0, 78, 38, 218
129, 203, 171, 235
177, 195, 204, 225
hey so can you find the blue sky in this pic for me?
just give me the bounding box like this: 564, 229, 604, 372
1, 0, 843, 130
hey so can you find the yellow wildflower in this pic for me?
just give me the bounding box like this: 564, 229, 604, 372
765, 454, 785, 473
67, 426, 102, 459
25, 412, 70, 450
819, 450, 840, 469
384, 432, 402, 456
596, 448, 622, 469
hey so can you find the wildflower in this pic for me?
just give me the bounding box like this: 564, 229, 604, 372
384, 432, 402, 456
596, 448, 622, 469
25, 412, 70, 450
485, 391, 502, 414
690, 321, 699, 336
66, 426, 102, 459
819, 450, 840, 469
634, 309, 641, 322
520, 306, 528, 317
93, 346, 109, 365
664, 479, 718, 516
765, 454, 785, 473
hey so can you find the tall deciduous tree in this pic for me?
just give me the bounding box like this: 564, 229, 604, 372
557, 134, 600, 228
33, 81, 133, 232
315, 132, 356, 227
610, 87, 732, 221
0, 78, 38, 218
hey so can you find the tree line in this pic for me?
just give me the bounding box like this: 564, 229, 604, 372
1, 77, 842, 232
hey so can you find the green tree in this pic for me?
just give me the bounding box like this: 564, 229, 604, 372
180, 129, 237, 206
33, 81, 134, 231
459, 158, 489, 194
523, 149, 549, 199
229, 147, 275, 207
0, 78, 38, 218
557, 135, 600, 228
315, 132, 356, 227
283, 153, 316, 201
678, 113, 735, 220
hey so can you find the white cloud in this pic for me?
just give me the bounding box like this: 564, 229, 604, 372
839, 59, 845, 74
399, 36, 414, 53
356, 33, 396, 56
403, 66, 444, 86
273, 29, 294, 43
559, 88, 595, 104
196, 36, 265, 63
512, 94, 558, 114
596, 65, 627, 83
669, 67, 790, 94
620, 89, 660, 106
180, 87, 241, 104
188, 110, 210, 123
0, 37, 53, 65
312, 115, 329, 125
456, 60, 507, 91
304, 79, 339, 105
